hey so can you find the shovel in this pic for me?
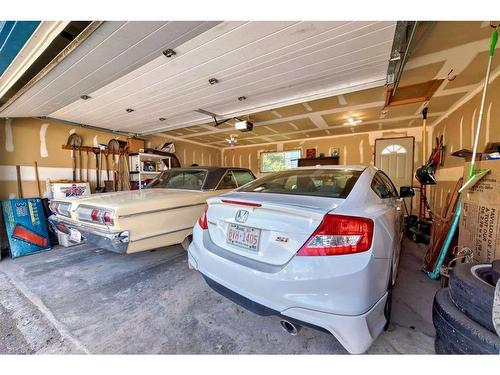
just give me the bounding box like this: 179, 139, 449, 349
67, 133, 82, 182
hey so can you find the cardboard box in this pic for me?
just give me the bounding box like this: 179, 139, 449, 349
458, 160, 500, 262
127, 138, 145, 154
49, 182, 91, 199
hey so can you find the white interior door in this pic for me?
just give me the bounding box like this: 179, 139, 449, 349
375, 137, 414, 191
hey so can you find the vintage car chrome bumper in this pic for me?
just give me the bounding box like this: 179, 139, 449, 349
48, 215, 130, 254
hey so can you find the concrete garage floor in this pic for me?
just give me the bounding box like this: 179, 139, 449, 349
0, 239, 440, 354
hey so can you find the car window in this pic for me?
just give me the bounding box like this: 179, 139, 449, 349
147, 170, 207, 190
371, 172, 397, 199
217, 171, 238, 190
238, 169, 362, 199
378, 171, 398, 197
232, 170, 255, 187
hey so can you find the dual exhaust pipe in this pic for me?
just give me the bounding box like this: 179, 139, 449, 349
280, 319, 301, 336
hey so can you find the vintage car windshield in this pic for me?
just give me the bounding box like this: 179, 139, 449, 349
147, 170, 207, 190
237, 169, 362, 198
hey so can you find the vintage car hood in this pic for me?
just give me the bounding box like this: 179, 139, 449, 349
57, 188, 209, 216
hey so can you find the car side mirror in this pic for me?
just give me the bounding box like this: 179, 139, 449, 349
399, 186, 415, 198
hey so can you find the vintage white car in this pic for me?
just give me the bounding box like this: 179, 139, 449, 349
48, 167, 255, 254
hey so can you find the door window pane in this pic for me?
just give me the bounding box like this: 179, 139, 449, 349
381, 144, 407, 155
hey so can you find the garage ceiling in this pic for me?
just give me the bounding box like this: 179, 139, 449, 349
1, 21, 496, 150
157, 21, 499, 148
0, 21, 397, 134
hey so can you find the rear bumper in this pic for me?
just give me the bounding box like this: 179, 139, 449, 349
48, 215, 129, 254
188, 226, 389, 354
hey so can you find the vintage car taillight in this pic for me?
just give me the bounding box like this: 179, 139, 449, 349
77, 206, 115, 226
48, 201, 71, 217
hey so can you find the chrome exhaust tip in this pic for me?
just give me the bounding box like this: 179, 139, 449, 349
280, 319, 301, 336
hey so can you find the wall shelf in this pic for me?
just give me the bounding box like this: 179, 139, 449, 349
129, 153, 171, 190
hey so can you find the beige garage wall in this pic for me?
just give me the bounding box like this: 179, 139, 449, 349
222, 125, 424, 177
146, 134, 222, 168
221, 125, 426, 215
221, 76, 499, 216
430, 74, 500, 214
0, 117, 221, 200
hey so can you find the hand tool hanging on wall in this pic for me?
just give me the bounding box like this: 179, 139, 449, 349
66, 133, 82, 182
92, 148, 102, 193
424, 25, 498, 279
415, 107, 436, 186
108, 139, 120, 190
86, 150, 90, 182
34, 161, 42, 197
16, 165, 23, 198
123, 147, 130, 190
95, 144, 107, 193
79, 147, 83, 182
103, 152, 115, 192
105, 151, 110, 181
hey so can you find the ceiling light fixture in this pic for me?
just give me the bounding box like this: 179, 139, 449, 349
343, 117, 362, 126
238, 96, 247, 101
126, 108, 135, 113
226, 134, 238, 146
162, 49, 176, 58
80, 95, 91, 100
208, 78, 219, 85
159, 117, 166, 121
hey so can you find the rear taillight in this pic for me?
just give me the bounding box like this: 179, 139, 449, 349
103, 212, 113, 224
198, 205, 208, 230
49, 201, 71, 217
297, 214, 374, 256
76, 206, 114, 226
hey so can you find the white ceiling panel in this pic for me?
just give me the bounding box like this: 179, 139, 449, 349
77, 22, 393, 129
2, 21, 396, 135
0, 21, 220, 117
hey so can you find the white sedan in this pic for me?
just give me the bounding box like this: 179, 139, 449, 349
188, 166, 407, 354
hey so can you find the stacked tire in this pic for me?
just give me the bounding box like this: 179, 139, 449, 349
432, 262, 500, 354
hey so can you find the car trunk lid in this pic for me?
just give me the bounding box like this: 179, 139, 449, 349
206, 192, 344, 266
59, 189, 206, 217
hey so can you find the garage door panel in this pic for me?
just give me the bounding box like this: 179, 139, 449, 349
33, 21, 218, 116
54, 21, 352, 119
62, 24, 393, 126
103, 58, 389, 132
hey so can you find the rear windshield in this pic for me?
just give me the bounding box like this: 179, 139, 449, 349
147, 170, 207, 190
238, 169, 362, 199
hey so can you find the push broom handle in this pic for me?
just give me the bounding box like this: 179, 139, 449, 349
469, 27, 498, 179
422, 107, 428, 165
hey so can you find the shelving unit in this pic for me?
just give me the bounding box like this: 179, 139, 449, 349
129, 152, 171, 190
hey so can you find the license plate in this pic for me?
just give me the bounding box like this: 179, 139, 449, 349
69, 228, 82, 243
226, 223, 260, 251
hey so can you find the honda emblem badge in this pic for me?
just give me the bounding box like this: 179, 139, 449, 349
235, 210, 249, 223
